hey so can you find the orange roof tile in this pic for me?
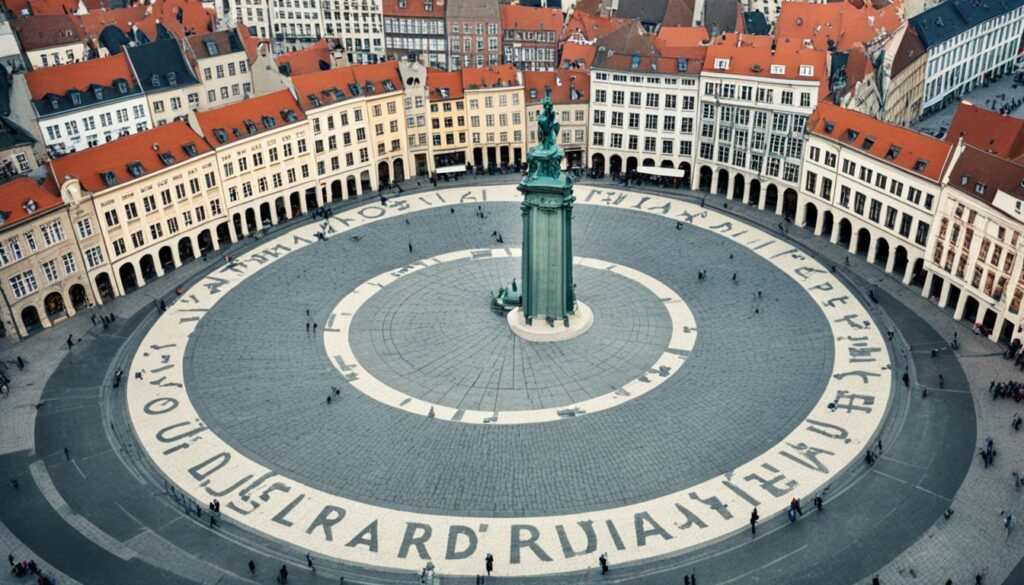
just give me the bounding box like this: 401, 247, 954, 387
0, 176, 63, 230
500, 4, 563, 33
275, 39, 331, 76
291, 62, 402, 110
50, 121, 212, 192
809, 101, 954, 182
461, 64, 520, 90
24, 0, 79, 16
946, 101, 1024, 161
25, 52, 134, 100
427, 68, 464, 101
561, 11, 632, 42
655, 26, 710, 49
381, 0, 444, 18
559, 42, 597, 70
703, 36, 828, 83
775, 0, 902, 52
194, 90, 304, 146
523, 70, 589, 105
74, 6, 148, 39
12, 15, 83, 51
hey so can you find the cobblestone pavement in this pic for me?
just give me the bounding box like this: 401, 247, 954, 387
912, 74, 1024, 139
0, 175, 1011, 584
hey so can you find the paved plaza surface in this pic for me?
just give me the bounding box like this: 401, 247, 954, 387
0, 177, 1018, 584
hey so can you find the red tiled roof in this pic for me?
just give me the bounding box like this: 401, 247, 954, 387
703, 36, 828, 83
0, 176, 63, 231
559, 42, 597, 70
946, 101, 1024, 161
50, 121, 212, 192
12, 15, 84, 51
561, 11, 632, 42
427, 68, 464, 101
949, 146, 1024, 203
193, 90, 304, 145
655, 26, 710, 49
25, 52, 134, 100
500, 4, 563, 33
291, 62, 402, 110
890, 22, 925, 77
597, 46, 706, 74
775, 0, 902, 52
461, 64, 520, 90
809, 101, 954, 182
74, 5, 148, 38
275, 39, 330, 76
19, 0, 79, 16
381, 0, 444, 18
523, 70, 589, 104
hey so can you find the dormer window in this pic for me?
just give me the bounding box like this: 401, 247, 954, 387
49, 96, 59, 110
116, 80, 128, 94
913, 159, 928, 171
770, 64, 786, 75
799, 65, 815, 77
151, 74, 161, 87
261, 115, 277, 129
205, 39, 219, 56
168, 72, 177, 86
713, 58, 729, 70
861, 137, 875, 149
677, 58, 688, 72
529, 88, 537, 99
159, 151, 175, 165
845, 129, 859, 142
281, 109, 298, 123
243, 119, 258, 134
348, 83, 361, 96
885, 145, 900, 159
382, 79, 396, 92
23, 200, 37, 213
308, 95, 321, 107
960, 175, 969, 185
69, 91, 81, 106
127, 161, 145, 177
398, 0, 405, 6
366, 81, 376, 94
974, 182, 986, 195
823, 121, 835, 134
630, 54, 641, 70
213, 128, 228, 143
93, 86, 104, 100
438, 88, 449, 99
100, 171, 118, 187
183, 142, 198, 156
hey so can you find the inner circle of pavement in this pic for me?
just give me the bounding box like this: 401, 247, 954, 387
183, 201, 834, 516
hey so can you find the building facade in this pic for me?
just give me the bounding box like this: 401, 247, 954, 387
425, 68, 469, 174
912, 0, 1024, 114
879, 23, 928, 127
185, 26, 257, 111
799, 102, 954, 289
463, 65, 526, 170
524, 71, 589, 169
446, 0, 501, 69
500, 4, 562, 72
127, 39, 202, 127
382, 0, 447, 69
12, 53, 152, 158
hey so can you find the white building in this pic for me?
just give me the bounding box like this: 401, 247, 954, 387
911, 0, 1024, 114
587, 44, 704, 184
695, 35, 827, 219
798, 101, 956, 286
10, 53, 152, 158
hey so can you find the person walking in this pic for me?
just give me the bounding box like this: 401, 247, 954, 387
248, 560, 256, 575
278, 564, 288, 584
485, 553, 493, 576
598, 553, 608, 574
750, 508, 759, 535
306, 553, 315, 572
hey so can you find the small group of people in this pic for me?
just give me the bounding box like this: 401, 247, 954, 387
990, 380, 1024, 402
979, 436, 997, 468
208, 499, 221, 527
8, 555, 56, 584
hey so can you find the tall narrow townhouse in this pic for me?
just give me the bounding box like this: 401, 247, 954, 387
50, 122, 222, 298
184, 25, 258, 110
127, 38, 202, 126
697, 35, 827, 219
799, 102, 955, 287
397, 56, 432, 177
425, 68, 469, 176
523, 71, 589, 170
190, 90, 319, 239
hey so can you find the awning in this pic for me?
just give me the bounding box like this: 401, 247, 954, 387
638, 165, 688, 178
437, 164, 467, 174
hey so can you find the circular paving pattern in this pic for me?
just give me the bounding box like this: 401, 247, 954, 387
127, 186, 892, 577
327, 250, 692, 422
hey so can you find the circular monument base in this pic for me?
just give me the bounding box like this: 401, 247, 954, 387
506, 301, 594, 342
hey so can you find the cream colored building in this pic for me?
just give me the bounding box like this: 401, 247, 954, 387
191, 90, 319, 239
464, 65, 526, 171
128, 39, 202, 127
292, 61, 409, 201
51, 122, 225, 297
398, 57, 432, 177
923, 143, 1024, 343
879, 23, 927, 128
184, 26, 257, 111
425, 68, 470, 176
0, 177, 96, 339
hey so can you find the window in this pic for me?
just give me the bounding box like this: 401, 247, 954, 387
869, 200, 882, 222
9, 271, 37, 299
150, 223, 163, 240
130, 230, 144, 248
76, 218, 93, 239
915, 223, 929, 246
41, 260, 58, 283
104, 210, 120, 227
85, 246, 104, 268
61, 252, 77, 275
805, 171, 817, 193
112, 238, 126, 256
